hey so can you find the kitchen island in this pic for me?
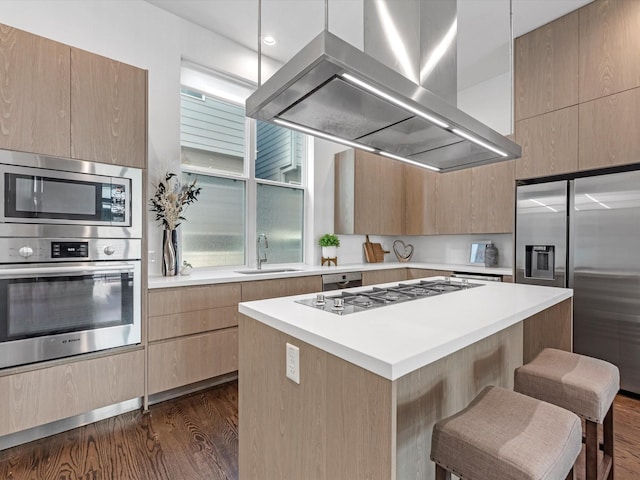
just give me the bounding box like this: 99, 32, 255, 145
238, 278, 572, 480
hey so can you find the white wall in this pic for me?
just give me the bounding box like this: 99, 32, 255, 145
332, 234, 513, 268
458, 71, 512, 135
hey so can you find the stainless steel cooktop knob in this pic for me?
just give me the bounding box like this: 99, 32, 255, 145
315, 294, 325, 306
18, 246, 34, 258
332, 297, 344, 310
103, 245, 115, 256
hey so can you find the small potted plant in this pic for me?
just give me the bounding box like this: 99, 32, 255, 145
319, 233, 340, 260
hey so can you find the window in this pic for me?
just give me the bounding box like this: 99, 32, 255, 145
256, 183, 304, 263
181, 173, 246, 267
179, 64, 306, 268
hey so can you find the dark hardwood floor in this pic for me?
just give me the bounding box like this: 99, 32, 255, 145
0, 381, 238, 480
0, 382, 638, 479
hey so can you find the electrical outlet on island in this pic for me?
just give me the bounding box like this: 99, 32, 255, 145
286, 343, 300, 384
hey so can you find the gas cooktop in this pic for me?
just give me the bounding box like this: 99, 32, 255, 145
295, 279, 482, 315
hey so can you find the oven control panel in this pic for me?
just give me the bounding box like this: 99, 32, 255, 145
52, 242, 89, 258
0, 238, 141, 262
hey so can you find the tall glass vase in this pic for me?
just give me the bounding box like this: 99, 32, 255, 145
162, 229, 178, 276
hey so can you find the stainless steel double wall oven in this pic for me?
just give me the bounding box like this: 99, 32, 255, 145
0, 150, 142, 369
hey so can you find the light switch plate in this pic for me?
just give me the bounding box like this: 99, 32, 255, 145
286, 343, 300, 384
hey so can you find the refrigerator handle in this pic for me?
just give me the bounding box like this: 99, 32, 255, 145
567, 180, 574, 289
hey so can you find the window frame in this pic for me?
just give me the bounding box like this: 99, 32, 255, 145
179, 77, 308, 270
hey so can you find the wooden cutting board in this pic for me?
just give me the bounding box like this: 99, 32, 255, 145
363, 235, 375, 262
364, 235, 388, 263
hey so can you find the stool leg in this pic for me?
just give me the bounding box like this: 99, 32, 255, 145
585, 419, 598, 480
435, 464, 451, 480
604, 405, 614, 480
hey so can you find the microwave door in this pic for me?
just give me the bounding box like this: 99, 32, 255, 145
515, 181, 568, 287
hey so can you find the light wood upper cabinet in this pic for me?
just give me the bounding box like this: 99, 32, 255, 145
470, 160, 515, 234
0, 25, 70, 157
404, 164, 437, 235
71, 48, 147, 168
515, 105, 578, 180
335, 150, 403, 236
435, 169, 472, 234
579, 0, 640, 103
515, 10, 579, 121
579, 87, 640, 170
514, 11, 579, 120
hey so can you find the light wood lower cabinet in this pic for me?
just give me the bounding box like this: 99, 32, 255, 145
147, 283, 241, 395
0, 348, 144, 437
406, 268, 453, 280
241, 276, 322, 302
362, 269, 407, 286
148, 328, 238, 395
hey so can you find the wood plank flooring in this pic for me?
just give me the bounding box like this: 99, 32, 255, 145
0, 381, 638, 479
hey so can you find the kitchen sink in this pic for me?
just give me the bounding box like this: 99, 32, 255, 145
236, 268, 301, 275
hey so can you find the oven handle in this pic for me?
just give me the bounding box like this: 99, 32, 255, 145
0, 263, 136, 278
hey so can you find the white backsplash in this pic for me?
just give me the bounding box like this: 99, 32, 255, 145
321, 234, 513, 268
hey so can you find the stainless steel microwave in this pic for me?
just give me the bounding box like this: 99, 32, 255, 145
0, 150, 142, 238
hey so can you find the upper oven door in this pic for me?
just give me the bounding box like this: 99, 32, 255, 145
1, 165, 130, 227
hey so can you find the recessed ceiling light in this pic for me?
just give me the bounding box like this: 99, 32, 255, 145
262, 35, 277, 46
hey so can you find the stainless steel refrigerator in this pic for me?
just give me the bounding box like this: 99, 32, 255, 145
515, 170, 640, 394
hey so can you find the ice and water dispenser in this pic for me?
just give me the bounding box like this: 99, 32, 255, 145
525, 245, 555, 280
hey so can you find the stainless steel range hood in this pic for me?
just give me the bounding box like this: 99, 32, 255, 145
246, 25, 521, 172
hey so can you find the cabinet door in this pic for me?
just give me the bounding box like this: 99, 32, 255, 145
0, 349, 143, 436
579, 87, 640, 170
148, 328, 238, 395
241, 276, 321, 302
0, 25, 70, 157
515, 106, 578, 180
362, 268, 407, 286
71, 48, 146, 168
404, 164, 437, 235
514, 10, 579, 121
353, 152, 403, 235
406, 269, 453, 280
470, 160, 515, 234
435, 169, 472, 234
579, 0, 640, 103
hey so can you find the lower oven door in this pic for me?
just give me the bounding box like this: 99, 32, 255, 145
0, 261, 141, 369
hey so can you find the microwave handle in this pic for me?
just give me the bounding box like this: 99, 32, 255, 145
0, 263, 135, 278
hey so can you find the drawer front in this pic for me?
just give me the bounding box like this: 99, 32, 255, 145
148, 283, 241, 317
148, 328, 238, 394
362, 269, 407, 286
406, 269, 453, 280
149, 305, 238, 342
0, 349, 144, 436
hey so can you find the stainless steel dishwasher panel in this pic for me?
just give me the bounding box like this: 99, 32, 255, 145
322, 272, 363, 291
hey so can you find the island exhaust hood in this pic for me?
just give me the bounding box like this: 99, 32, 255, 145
246, 2, 521, 173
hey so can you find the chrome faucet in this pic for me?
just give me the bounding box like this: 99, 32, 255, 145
257, 233, 269, 270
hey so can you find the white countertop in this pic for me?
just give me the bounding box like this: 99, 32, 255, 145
148, 261, 512, 289
238, 278, 572, 381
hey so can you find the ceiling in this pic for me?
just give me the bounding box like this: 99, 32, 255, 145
146, 0, 592, 89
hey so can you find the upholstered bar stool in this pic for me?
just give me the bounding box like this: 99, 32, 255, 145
515, 348, 620, 480
431, 385, 582, 480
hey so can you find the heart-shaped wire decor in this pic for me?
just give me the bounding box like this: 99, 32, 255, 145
393, 240, 414, 263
